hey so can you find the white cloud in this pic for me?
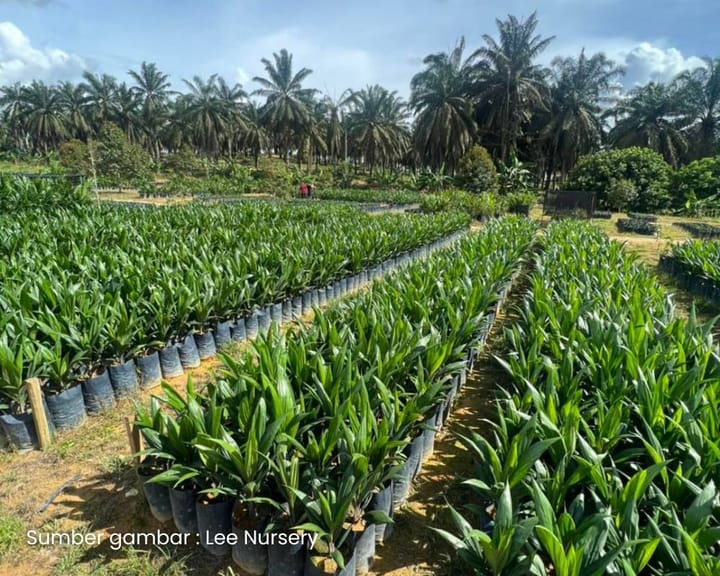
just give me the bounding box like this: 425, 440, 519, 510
0, 21, 85, 85
545, 38, 704, 88
621, 43, 704, 86
235, 66, 249, 85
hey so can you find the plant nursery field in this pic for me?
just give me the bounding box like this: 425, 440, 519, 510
1, 179, 720, 576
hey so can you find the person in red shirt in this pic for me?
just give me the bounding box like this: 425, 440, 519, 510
299, 182, 308, 197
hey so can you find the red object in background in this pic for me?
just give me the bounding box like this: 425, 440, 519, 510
299, 182, 308, 197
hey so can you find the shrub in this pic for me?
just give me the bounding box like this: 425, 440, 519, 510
164, 145, 206, 177
253, 164, 295, 194
497, 154, 536, 194
455, 145, 498, 193
673, 156, 720, 204
421, 189, 505, 219
607, 178, 638, 212
505, 190, 538, 212
58, 139, 92, 176
567, 147, 672, 212
416, 166, 453, 192
92, 124, 153, 187
332, 163, 354, 188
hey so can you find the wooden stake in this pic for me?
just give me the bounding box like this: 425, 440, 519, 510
26, 378, 52, 450
124, 416, 144, 465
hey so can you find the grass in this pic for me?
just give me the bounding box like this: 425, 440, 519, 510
98, 455, 132, 476
52, 538, 91, 576
588, 211, 720, 240
528, 209, 720, 266
0, 159, 52, 174
53, 547, 190, 576
0, 507, 24, 561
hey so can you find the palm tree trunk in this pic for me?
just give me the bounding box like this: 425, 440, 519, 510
500, 84, 509, 164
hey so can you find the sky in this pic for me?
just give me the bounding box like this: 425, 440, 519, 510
0, 0, 716, 99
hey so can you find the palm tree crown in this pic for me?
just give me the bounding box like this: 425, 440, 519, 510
410, 36, 478, 172
471, 12, 554, 162
610, 82, 688, 167
675, 57, 720, 159
346, 84, 409, 175
253, 49, 316, 162
542, 50, 624, 179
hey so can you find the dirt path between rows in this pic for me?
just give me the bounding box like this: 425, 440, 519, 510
368, 272, 527, 576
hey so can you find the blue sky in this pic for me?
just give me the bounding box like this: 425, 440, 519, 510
0, 0, 716, 98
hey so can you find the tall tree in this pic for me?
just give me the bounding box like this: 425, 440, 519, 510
114, 83, 143, 145
346, 85, 409, 175
410, 36, 478, 172
675, 57, 720, 159
252, 49, 316, 163
0, 83, 29, 151
322, 90, 352, 166
298, 96, 328, 170
181, 75, 230, 158
128, 61, 172, 115
470, 12, 554, 162
20, 81, 66, 154
215, 76, 248, 157
240, 101, 269, 168
80, 72, 119, 130
58, 81, 91, 142
609, 82, 688, 167
162, 98, 192, 153
542, 50, 624, 183
128, 61, 174, 160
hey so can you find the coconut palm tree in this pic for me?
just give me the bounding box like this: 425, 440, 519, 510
346, 85, 410, 175
114, 83, 143, 145
542, 50, 624, 183
215, 76, 248, 157
129, 61, 174, 160
58, 81, 92, 142
297, 96, 328, 170
470, 12, 554, 163
81, 72, 120, 130
675, 57, 720, 159
252, 49, 316, 163
410, 36, 478, 172
322, 90, 353, 166
0, 83, 30, 151
20, 81, 66, 153
239, 101, 269, 167
181, 75, 231, 158
609, 82, 688, 167
162, 98, 192, 153
129, 62, 172, 115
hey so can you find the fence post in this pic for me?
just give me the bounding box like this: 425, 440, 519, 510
124, 416, 144, 465
26, 378, 52, 450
